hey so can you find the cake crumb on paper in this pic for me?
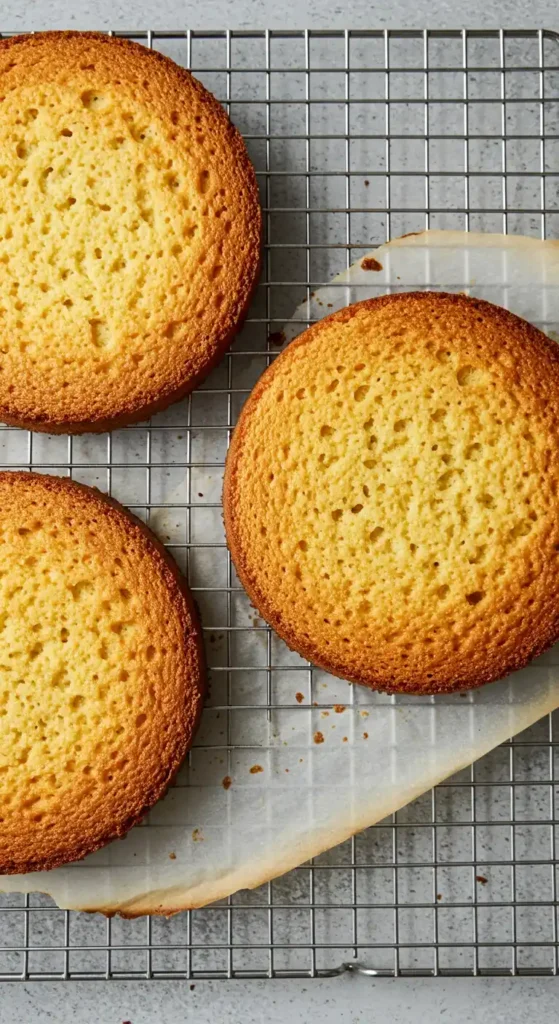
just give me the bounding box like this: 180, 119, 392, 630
361, 256, 383, 272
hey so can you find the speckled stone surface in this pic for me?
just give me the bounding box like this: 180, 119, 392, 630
1, 2, 559, 1021
0, 0, 557, 31
1, 976, 559, 1023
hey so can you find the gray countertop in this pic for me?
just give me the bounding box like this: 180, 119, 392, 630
2, 1, 559, 1021
2, 975, 559, 1023
1, 0, 559, 31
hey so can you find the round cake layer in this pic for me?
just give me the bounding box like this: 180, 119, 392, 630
0, 471, 204, 873
224, 292, 559, 694
0, 32, 261, 432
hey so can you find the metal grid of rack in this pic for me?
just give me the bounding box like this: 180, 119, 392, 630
0, 27, 559, 980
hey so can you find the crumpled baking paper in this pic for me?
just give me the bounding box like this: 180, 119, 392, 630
3, 229, 559, 915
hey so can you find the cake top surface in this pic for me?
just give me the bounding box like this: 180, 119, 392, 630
0, 32, 260, 431
225, 291, 559, 693
0, 471, 204, 873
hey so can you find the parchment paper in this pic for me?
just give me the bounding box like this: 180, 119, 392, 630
3, 229, 559, 915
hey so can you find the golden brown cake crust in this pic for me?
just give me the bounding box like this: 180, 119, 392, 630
0, 471, 205, 873
0, 32, 261, 433
224, 291, 559, 694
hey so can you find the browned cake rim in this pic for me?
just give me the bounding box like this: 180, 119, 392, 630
224, 291, 559, 695
0, 32, 262, 434
0, 471, 206, 874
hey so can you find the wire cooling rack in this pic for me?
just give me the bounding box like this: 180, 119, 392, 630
0, 26, 559, 981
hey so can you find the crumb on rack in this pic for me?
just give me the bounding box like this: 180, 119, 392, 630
250, 764, 264, 774
192, 828, 203, 842
334, 704, 346, 713
169, 851, 176, 860
295, 692, 304, 703
222, 775, 232, 790
314, 731, 325, 744
363, 732, 369, 739
476, 875, 488, 885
